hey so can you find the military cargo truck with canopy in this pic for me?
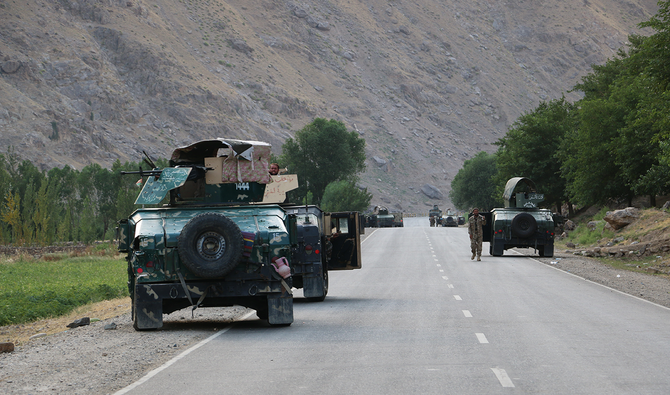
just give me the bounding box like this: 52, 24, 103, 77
482, 177, 557, 257
117, 139, 362, 330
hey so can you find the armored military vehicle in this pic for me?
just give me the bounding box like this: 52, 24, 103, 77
117, 139, 362, 330
392, 212, 404, 227
368, 205, 394, 227
443, 209, 459, 227
481, 177, 557, 257
457, 214, 466, 226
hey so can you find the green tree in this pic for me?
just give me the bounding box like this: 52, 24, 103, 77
280, 118, 366, 205
1, 192, 22, 244
449, 151, 499, 211
495, 98, 574, 212
33, 181, 52, 246
320, 180, 372, 212
21, 180, 36, 245
0, 154, 11, 243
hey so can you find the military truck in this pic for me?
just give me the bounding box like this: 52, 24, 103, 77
368, 205, 394, 227
392, 212, 404, 227
481, 177, 557, 257
443, 209, 459, 227
457, 214, 466, 226
117, 139, 362, 330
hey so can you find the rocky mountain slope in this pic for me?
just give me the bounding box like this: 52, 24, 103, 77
0, 0, 658, 212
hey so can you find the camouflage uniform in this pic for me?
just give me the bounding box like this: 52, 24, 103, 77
468, 213, 486, 260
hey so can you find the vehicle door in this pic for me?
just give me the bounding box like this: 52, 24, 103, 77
325, 212, 362, 270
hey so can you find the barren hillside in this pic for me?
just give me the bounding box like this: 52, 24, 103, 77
0, 0, 658, 212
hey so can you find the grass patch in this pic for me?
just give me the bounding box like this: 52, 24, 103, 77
563, 207, 615, 247
0, 249, 127, 326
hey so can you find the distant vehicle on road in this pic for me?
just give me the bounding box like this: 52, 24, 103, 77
481, 177, 558, 257
429, 205, 442, 227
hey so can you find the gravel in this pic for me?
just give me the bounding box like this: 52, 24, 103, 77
0, 306, 252, 394
1, 251, 669, 394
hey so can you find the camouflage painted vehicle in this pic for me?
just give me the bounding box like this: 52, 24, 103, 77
482, 177, 558, 257
117, 139, 362, 330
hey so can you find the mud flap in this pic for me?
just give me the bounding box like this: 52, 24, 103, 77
491, 239, 505, 256
542, 244, 554, 257
134, 284, 164, 330
302, 275, 324, 299
266, 293, 293, 325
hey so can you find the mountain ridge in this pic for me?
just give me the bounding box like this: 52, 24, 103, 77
0, 0, 659, 212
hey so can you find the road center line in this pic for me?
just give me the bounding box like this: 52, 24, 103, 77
491, 367, 515, 387
453, 295, 461, 300
462, 310, 472, 317
476, 333, 488, 343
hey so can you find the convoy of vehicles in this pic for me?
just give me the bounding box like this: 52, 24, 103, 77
117, 139, 362, 330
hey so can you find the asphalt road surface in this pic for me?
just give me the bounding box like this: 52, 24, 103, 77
116, 217, 670, 394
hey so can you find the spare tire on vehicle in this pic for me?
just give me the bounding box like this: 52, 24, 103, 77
177, 213, 243, 278
511, 213, 537, 238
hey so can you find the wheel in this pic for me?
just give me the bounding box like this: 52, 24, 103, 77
178, 213, 243, 278
541, 244, 554, 257
511, 213, 537, 238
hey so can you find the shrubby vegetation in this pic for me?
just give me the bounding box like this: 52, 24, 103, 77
451, 1, 670, 212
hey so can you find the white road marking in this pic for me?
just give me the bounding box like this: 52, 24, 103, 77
453, 295, 461, 300
462, 310, 472, 317
436, 264, 442, 267
491, 367, 515, 387
113, 311, 256, 394
447, 284, 454, 288
442, 276, 449, 281
476, 333, 489, 343
439, 269, 444, 272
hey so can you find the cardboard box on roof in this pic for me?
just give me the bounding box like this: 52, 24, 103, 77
204, 143, 271, 184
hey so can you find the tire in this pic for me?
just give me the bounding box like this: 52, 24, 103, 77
177, 213, 243, 278
541, 244, 554, 257
511, 213, 537, 238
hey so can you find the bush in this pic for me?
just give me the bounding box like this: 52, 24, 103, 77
566, 207, 615, 246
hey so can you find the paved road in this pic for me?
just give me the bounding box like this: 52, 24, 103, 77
118, 217, 670, 394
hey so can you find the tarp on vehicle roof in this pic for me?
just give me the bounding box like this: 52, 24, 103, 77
503, 177, 537, 204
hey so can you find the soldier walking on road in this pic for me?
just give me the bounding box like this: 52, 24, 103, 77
468, 208, 486, 261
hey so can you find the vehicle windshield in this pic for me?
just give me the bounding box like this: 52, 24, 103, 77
294, 213, 320, 230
